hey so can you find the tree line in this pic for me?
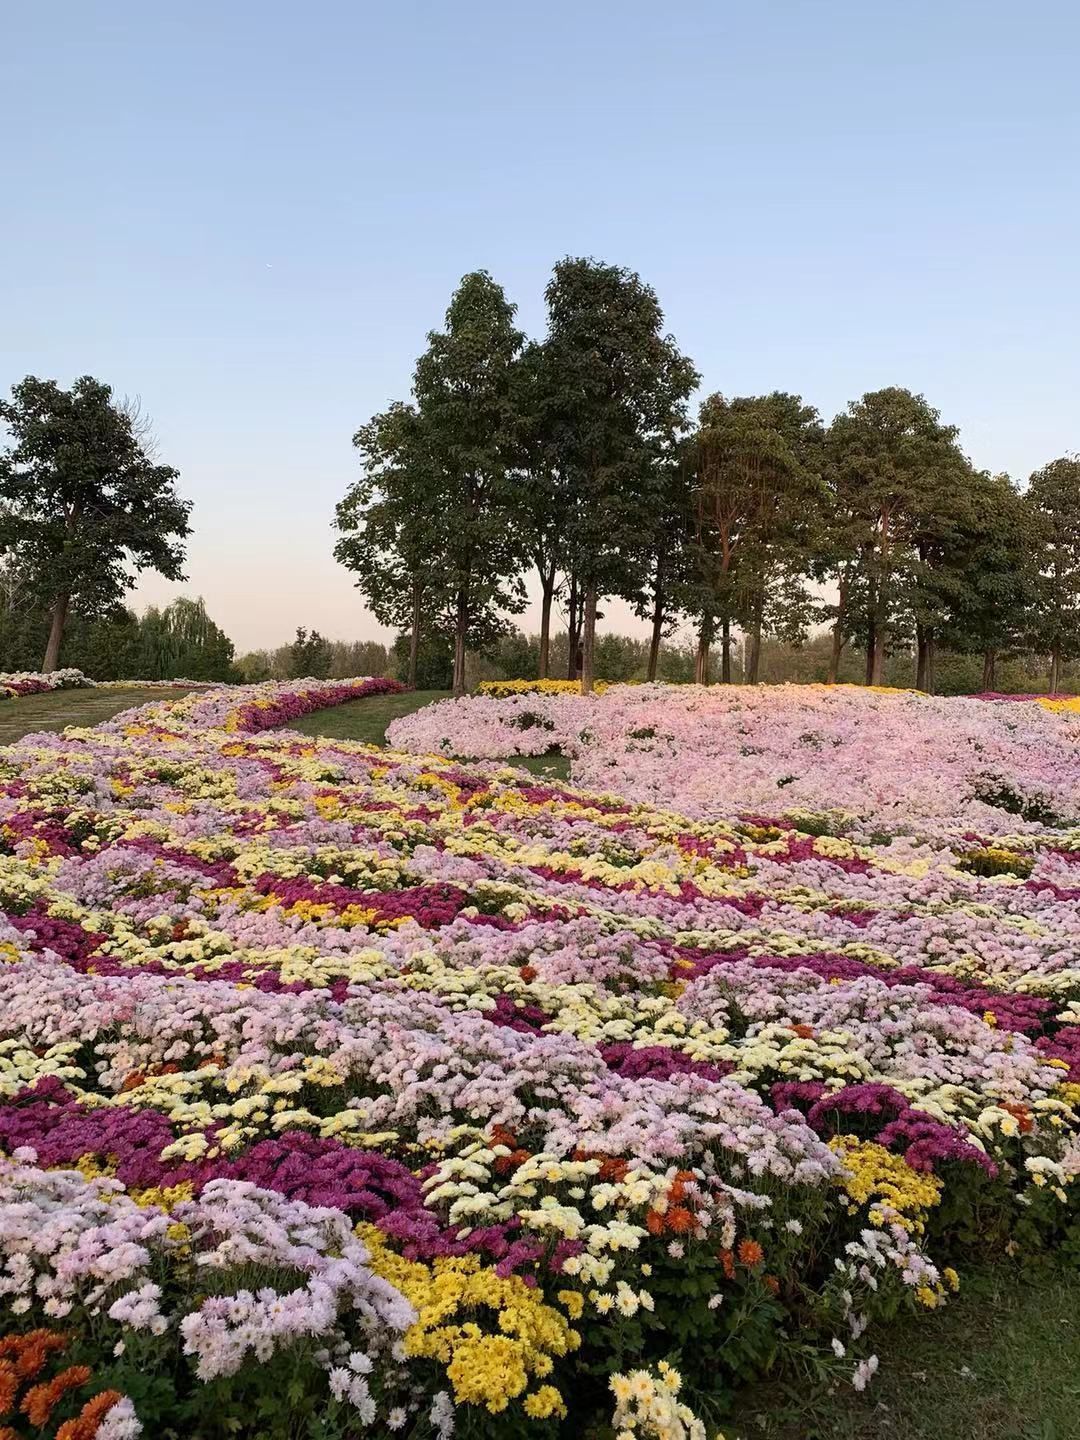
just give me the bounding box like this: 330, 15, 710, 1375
335, 260, 1080, 696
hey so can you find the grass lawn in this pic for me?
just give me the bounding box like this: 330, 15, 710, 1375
727, 1262, 1079, 1440
288, 688, 572, 779
0, 686, 197, 744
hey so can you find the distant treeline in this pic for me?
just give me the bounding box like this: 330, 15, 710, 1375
0, 585, 236, 681
236, 625, 1080, 696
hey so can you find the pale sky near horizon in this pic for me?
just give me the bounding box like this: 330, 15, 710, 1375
3, 1, 1079, 653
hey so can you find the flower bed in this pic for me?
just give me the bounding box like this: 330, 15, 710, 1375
0, 668, 94, 699
0, 683, 1076, 1438
477, 678, 610, 697
388, 682, 1080, 841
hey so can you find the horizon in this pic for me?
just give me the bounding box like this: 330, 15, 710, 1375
3, 1, 1079, 651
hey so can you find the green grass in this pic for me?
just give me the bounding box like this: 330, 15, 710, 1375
0, 686, 197, 744
725, 1263, 1080, 1440
288, 688, 572, 779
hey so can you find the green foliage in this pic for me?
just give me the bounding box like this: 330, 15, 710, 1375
0, 374, 191, 667
1025, 456, 1080, 688
0, 576, 234, 680
541, 257, 698, 687
684, 391, 825, 675
288, 626, 333, 679
390, 629, 453, 689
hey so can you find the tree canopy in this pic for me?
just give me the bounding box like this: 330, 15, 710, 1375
0, 375, 191, 669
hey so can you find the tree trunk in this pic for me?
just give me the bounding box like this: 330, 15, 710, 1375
407, 583, 421, 689
42, 592, 70, 672
721, 617, 732, 684
694, 611, 713, 685
870, 629, 886, 686
982, 648, 997, 691
647, 581, 664, 683
566, 573, 580, 682
1049, 645, 1061, 695
452, 589, 468, 698
580, 580, 597, 694
916, 625, 928, 692
538, 567, 555, 680
646, 556, 665, 684
827, 580, 848, 684
864, 615, 876, 685
746, 622, 762, 684
926, 633, 937, 695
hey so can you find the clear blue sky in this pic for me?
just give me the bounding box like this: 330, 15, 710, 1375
3, 1, 1078, 651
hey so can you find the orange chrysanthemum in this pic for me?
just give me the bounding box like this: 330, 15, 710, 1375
1001, 1101, 1034, 1134
0, 1364, 17, 1417
22, 1366, 92, 1426
666, 1206, 697, 1235
57, 1390, 124, 1440
737, 1238, 765, 1267
646, 1209, 666, 1236
718, 1248, 736, 1279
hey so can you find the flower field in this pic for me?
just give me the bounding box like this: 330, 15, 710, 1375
0, 680, 1078, 1439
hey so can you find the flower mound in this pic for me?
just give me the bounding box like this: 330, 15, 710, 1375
0, 680, 1077, 1437
388, 682, 1080, 840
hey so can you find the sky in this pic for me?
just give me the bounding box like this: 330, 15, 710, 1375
2, 1, 1079, 653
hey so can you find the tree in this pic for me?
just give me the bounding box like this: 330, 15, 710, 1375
411, 271, 527, 696
629, 445, 694, 682
389, 629, 453, 690
685, 392, 824, 684
1025, 456, 1080, 693
906, 466, 1026, 693
935, 473, 1034, 690
828, 388, 969, 685
509, 340, 571, 679
0, 375, 191, 670
542, 258, 698, 693
288, 627, 332, 679
335, 402, 447, 690
159, 596, 235, 680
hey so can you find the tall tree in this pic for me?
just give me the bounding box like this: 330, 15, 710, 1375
828, 388, 969, 685
0, 375, 191, 670
335, 402, 444, 689
509, 340, 570, 679
935, 473, 1034, 690
411, 271, 527, 696
1025, 456, 1080, 693
686, 392, 824, 684
543, 258, 698, 693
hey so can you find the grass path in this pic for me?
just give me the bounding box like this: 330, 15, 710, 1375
728, 1262, 1079, 1440
0, 686, 197, 744
0, 685, 1075, 1436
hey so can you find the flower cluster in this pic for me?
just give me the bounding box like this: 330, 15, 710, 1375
0, 680, 1076, 1436
387, 682, 1080, 840
0, 669, 93, 700
476, 678, 610, 697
